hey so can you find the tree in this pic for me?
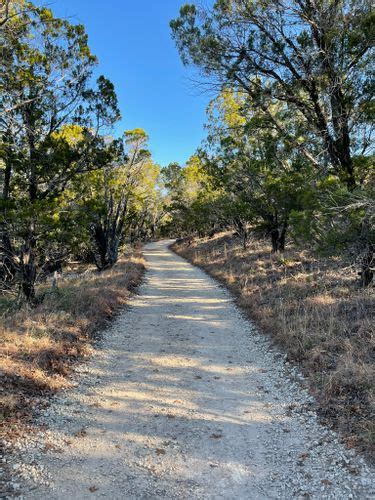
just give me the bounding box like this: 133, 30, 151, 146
79, 129, 159, 270
171, 1, 374, 283
289, 175, 375, 285
1, 2, 120, 301
203, 88, 310, 251
171, 0, 374, 190
161, 156, 222, 237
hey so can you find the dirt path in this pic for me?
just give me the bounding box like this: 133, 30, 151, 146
8, 240, 374, 499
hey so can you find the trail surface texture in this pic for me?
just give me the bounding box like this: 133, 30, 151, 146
7, 240, 374, 499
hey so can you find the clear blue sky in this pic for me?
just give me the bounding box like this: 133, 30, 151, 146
50, 0, 213, 167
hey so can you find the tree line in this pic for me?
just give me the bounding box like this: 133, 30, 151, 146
1, 0, 374, 306
1, 1, 164, 303
165, 0, 374, 285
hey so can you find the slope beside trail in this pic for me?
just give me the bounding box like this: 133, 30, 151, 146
9, 240, 374, 499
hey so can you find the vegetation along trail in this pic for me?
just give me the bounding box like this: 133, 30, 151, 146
10, 240, 374, 499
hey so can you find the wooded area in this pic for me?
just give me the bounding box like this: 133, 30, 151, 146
1, 1, 163, 304
1, 0, 374, 306
168, 0, 374, 284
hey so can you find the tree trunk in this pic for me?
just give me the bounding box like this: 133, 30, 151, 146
233, 217, 249, 249
107, 237, 119, 268
359, 244, 374, 287
92, 224, 109, 270
330, 85, 356, 190
270, 223, 287, 253
19, 101, 39, 302
92, 222, 121, 271
20, 225, 37, 303
242, 229, 249, 250
1, 231, 17, 284
1, 130, 18, 284
270, 229, 279, 252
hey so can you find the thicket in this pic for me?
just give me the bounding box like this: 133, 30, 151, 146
1, 1, 164, 303
165, 0, 374, 286
1, 0, 374, 305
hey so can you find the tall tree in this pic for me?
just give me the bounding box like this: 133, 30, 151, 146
171, 0, 374, 189
204, 88, 311, 251
82, 129, 158, 270
1, 2, 120, 301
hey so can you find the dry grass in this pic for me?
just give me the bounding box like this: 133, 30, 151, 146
172, 232, 375, 457
0, 248, 145, 432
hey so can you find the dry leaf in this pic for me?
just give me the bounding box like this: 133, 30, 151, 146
74, 427, 87, 438
321, 479, 332, 486
42, 442, 62, 453
298, 452, 310, 462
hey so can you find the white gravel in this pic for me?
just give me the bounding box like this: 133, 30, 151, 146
2, 240, 374, 499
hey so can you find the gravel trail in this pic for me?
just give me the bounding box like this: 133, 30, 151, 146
5, 240, 374, 499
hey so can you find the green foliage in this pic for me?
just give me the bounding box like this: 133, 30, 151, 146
169, 0, 374, 281
0, 2, 163, 299
161, 155, 223, 236
171, 0, 374, 190
65, 129, 162, 270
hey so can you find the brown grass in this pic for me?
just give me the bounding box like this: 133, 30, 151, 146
0, 248, 145, 432
172, 232, 375, 457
